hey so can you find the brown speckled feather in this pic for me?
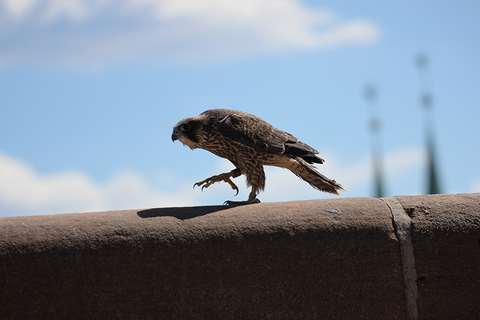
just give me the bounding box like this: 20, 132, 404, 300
172, 109, 345, 199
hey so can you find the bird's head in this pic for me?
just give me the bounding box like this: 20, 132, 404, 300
172, 117, 201, 150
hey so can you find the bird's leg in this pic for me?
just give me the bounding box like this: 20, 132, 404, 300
194, 168, 242, 195
224, 186, 261, 206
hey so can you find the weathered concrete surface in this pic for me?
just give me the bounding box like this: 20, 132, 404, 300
1, 197, 404, 319
397, 193, 480, 319
0, 193, 479, 319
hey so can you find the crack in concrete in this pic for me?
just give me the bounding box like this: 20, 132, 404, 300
381, 196, 419, 320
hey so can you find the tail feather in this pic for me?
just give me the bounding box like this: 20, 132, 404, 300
290, 157, 346, 195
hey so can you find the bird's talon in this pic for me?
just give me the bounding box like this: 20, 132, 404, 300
194, 171, 240, 195
224, 198, 260, 206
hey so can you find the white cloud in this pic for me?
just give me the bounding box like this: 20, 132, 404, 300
0, 0, 380, 67
40, 0, 90, 23
260, 146, 425, 201
472, 179, 480, 193
2, 0, 38, 19
0, 152, 194, 216
0, 146, 424, 217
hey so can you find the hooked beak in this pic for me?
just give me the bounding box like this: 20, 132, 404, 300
171, 128, 182, 142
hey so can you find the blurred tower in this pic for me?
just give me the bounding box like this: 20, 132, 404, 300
364, 85, 386, 198
416, 53, 442, 194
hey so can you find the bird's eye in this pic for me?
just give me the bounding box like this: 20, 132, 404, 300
181, 123, 191, 132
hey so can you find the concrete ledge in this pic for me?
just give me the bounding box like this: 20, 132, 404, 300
1, 194, 479, 319
397, 193, 480, 319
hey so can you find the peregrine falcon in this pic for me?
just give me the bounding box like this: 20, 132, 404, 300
172, 109, 345, 205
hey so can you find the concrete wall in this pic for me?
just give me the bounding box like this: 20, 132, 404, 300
1, 193, 479, 319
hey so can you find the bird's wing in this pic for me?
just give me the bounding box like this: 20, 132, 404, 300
212, 110, 320, 159
211, 110, 285, 153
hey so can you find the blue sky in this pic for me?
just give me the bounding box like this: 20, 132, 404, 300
1, 0, 479, 217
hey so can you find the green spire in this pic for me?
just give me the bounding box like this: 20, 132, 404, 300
416, 53, 442, 194
425, 128, 441, 194
364, 85, 386, 198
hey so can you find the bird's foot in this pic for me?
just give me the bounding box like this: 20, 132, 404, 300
224, 198, 261, 206
194, 170, 240, 195
224, 187, 260, 206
